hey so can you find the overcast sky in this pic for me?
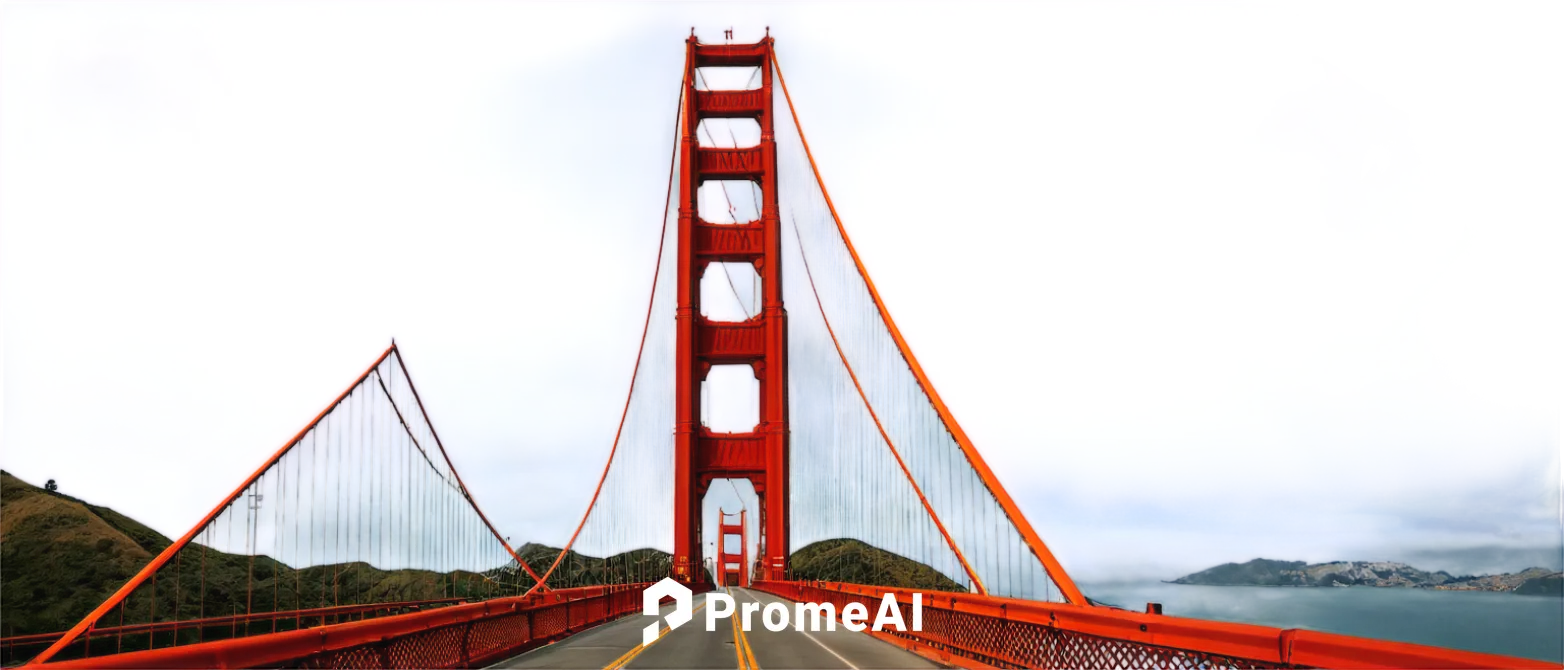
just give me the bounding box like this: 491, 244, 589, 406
3, 1, 1560, 583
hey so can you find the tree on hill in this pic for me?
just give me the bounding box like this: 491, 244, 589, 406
45, 479, 58, 492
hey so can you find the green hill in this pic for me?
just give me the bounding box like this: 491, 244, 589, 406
0, 471, 529, 662
1, 470, 167, 639
4, 472, 965, 663
516, 542, 672, 587
524, 537, 967, 592
789, 539, 966, 592
2, 471, 668, 657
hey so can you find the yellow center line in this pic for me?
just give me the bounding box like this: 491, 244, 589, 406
603, 599, 709, 670
733, 589, 759, 669
730, 601, 749, 670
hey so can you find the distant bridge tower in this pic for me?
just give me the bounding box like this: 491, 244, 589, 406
719, 509, 749, 587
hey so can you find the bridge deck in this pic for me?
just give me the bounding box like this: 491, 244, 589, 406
494, 588, 940, 669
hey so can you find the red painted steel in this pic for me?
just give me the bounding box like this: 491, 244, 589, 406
1, 599, 468, 664
719, 510, 748, 587
5, 599, 467, 646
694, 431, 767, 476
694, 318, 766, 362
755, 36, 791, 587
691, 43, 768, 68
695, 90, 765, 118
674, 36, 790, 585
696, 146, 765, 180
673, 35, 698, 582
751, 581, 1560, 670
30, 585, 649, 669
693, 221, 764, 261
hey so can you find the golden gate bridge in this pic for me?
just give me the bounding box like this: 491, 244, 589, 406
3, 35, 1554, 670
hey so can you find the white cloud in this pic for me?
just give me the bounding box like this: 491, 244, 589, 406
2, 1, 1560, 581
775, 0, 1557, 485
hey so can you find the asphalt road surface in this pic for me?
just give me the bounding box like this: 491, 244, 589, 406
493, 587, 941, 669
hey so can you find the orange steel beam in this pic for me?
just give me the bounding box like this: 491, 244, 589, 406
751, 580, 1560, 670
789, 217, 988, 594
771, 52, 1088, 606
535, 72, 688, 591
673, 34, 699, 583
30, 584, 649, 669
28, 345, 531, 663
387, 350, 546, 585
28, 345, 397, 665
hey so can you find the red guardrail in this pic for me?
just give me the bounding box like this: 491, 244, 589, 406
0, 598, 468, 667
750, 580, 1559, 670
23, 583, 649, 669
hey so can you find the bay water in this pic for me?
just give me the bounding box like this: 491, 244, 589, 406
1080, 581, 1563, 663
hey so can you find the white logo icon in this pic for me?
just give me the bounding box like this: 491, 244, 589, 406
641, 578, 694, 646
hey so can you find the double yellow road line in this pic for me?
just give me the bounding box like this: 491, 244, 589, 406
601, 590, 759, 670
603, 588, 763, 670
730, 592, 759, 670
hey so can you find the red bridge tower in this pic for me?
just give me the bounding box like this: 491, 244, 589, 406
718, 510, 749, 587
672, 36, 790, 585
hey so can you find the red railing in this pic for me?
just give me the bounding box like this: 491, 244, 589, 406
0, 598, 469, 667
750, 580, 1559, 670
18, 583, 649, 669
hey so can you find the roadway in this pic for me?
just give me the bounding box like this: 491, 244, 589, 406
494, 587, 942, 669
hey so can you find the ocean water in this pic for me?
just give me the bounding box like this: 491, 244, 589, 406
1079, 581, 1564, 663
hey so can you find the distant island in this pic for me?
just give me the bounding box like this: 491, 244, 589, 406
1172, 558, 1562, 595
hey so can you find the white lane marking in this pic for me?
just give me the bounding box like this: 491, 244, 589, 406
738, 588, 860, 670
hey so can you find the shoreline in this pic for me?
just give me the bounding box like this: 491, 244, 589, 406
1156, 580, 1562, 596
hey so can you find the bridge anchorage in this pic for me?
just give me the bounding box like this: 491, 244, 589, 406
6, 33, 1555, 670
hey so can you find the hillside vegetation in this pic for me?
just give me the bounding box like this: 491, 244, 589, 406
0, 471, 526, 644
4, 471, 970, 657
1, 470, 169, 637
2, 471, 676, 649
789, 539, 966, 592
515, 542, 672, 587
